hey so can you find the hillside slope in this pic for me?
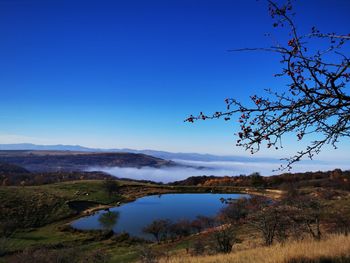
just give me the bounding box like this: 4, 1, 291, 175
0, 151, 174, 172
161, 234, 350, 263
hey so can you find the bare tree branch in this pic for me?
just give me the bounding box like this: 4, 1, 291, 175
186, 0, 350, 170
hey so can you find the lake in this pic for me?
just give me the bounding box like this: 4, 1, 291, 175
71, 193, 249, 239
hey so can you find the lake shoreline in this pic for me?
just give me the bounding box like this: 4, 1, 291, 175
69, 184, 282, 221
68, 185, 283, 236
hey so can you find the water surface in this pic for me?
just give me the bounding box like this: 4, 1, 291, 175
71, 193, 248, 239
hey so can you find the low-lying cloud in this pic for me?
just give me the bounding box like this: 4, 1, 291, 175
88, 158, 350, 183
88, 165, 220, 183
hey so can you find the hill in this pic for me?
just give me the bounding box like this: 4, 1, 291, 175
0, 143, 279, 162
0, 162, 30, 174
0, 150, 174, 172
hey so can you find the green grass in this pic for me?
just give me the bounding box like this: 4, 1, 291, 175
0, 180, 127, 224
108, 247, 140, 263
0, 180, 166, 262
0, 181, 281, 262
4, 224, 85, 251
3, 181, 347, 262
27, 180, 122, 202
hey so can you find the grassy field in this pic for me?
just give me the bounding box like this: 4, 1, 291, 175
1, 180, 233, 262
0, 180, 160, 261
161, 234, 350, 263
0, 180, 125, 230
1, 180, 349, 262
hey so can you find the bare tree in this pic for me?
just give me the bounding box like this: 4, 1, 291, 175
169, 219, 193, 239
212, 225, 236, 253
222, 196, 294, 246
299, 198, 322, 241
186, 0, 350, 169
143, 219, 170, 243
287, 195, 323, 240
248, 205, 282, 246
218, 197, 250, 224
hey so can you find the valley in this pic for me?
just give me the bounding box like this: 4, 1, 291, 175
0, 151, 349, 262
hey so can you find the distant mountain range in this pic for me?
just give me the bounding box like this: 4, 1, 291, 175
0, 143, 279, 163
0, 143, 94, 152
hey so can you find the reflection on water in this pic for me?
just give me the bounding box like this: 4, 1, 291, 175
71, 193, 248, 239
98, 211, 119, 231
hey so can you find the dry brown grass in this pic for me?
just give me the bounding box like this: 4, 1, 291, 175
159, 234, 350, 263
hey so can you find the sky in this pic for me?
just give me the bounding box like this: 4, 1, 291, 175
0, 0, 349, 161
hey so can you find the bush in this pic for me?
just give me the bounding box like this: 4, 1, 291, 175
143, 219, 171, 243
191, 239, 206, 256
138, 245, 158, 263
102, 179, 119, 198
212, 226, 236, 254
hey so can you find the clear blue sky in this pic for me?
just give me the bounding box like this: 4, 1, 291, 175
0, 0, 349, 159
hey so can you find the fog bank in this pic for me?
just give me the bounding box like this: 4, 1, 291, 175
88, 159, 350, 183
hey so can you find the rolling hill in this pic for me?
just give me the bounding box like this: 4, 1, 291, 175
0, 150, 174, 172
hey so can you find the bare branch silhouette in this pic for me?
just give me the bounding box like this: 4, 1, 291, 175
186, 0, 350, 170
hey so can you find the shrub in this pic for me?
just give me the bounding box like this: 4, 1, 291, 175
138, 245, 158, 263
143, 219, 171, 243
102, 179, 119, 198
191, 239, 206, 256
212, 226, 236, 254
